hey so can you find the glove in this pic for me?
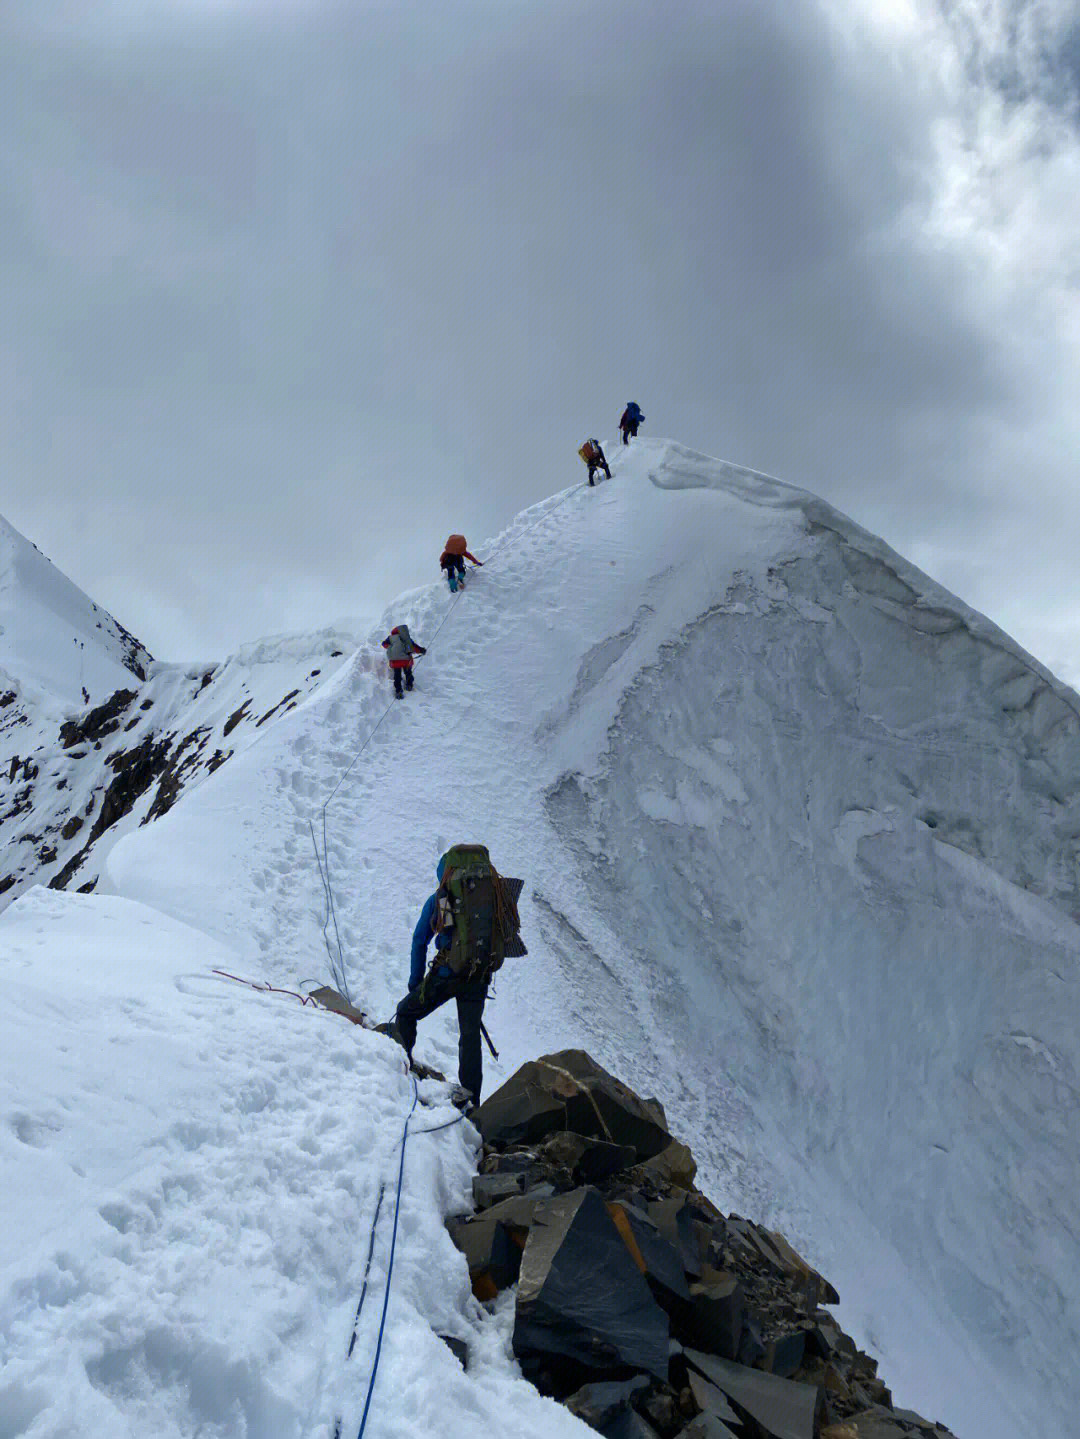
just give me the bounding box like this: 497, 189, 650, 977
415, 646, 427, 655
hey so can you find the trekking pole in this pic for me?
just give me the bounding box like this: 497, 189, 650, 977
479, 1020, 499, 1060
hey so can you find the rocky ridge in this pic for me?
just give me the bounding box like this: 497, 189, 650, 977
448, 1051, 956, 1439
0, 632, 359, 907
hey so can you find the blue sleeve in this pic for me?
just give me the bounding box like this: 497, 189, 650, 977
409, 893, 437, 988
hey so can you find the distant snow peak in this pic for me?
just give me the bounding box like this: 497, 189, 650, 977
0, 511, 152, 709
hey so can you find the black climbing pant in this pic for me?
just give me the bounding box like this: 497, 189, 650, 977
393, 969, 489, 1104
392, 666, 414, 697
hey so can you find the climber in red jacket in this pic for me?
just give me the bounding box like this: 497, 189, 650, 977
440, 535, 483, 593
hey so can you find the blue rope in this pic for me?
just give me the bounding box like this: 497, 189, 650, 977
354, 1072, 420, 1439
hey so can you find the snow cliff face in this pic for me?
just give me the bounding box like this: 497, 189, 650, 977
3, 441, 1078, 1438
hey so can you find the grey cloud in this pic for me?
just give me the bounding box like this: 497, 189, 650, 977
1, 0, 1078, 673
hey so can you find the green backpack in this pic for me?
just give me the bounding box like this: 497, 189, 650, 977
435, 844, 526, 979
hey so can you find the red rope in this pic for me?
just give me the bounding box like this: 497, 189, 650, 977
211, 969, 318, 1007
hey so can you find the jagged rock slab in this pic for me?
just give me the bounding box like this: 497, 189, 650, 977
472, 1171, 527, 1208
606, 1200, 691, 1310
648, 1194, 707, 1278
850, 1417, 911, 1438
763, 1328, 806, 1378
680, 1268, 744, 1360
310, 986, 370, 1026
677, 1413, 741, 1438
446, 1190, 555, 1298
685, 1349, 822, 1439
514, 1187, 670, 1384
446, 1212, 521, 1300
602, 1409, 661, 1439
686, 1370, 741, 1426
477, 1050, 673, 1159
565, 1375, 649, 1429
541, 1130, 639, 1184
726, 1219, 838, 1307
634, 1138, 697, 1190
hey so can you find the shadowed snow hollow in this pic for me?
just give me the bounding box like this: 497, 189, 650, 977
98, 439, 1078, 1438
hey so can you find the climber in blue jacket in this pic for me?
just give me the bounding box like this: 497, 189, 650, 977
408, 855, 453, 988
387, 854, 489, 1106
619, 401, 644, 445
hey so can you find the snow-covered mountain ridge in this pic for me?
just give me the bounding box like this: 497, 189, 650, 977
1, 617, 360, 906
2, 440, 1078, 1438
0, 512, 151, 709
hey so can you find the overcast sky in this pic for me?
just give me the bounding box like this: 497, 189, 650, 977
3, 0, 1080, 681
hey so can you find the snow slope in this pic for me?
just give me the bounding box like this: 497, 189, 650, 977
0, 617, 361, 907
0, 890, 585, 1439
0, 513, 151, 711
3, 439, 1079, 1436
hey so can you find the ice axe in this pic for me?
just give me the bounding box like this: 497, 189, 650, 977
480, 1019, 498, 1060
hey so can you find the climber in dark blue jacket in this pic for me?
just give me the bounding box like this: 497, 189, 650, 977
389, 854, 489, 1106
619, 401, 644, 445
408, 855, 453, 989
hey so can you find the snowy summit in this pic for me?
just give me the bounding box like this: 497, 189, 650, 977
2, 439, 1078, 1439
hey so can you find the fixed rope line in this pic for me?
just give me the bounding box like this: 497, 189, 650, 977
311, 477, 588, 1000
309, 818, 352, 1001
411, 1111, 467, 1136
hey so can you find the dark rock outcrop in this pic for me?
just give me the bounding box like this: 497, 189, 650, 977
514, 1186, 670, 1389
449, 1051, 956, 1439
59, 689, 138, 748
475, 1049, 673, 1159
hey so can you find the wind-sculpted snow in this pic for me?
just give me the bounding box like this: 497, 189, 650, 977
3, 440, 1078, 1436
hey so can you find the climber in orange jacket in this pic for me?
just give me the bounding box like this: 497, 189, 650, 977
440, 534, 483, 593
578, 438, 611, 486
